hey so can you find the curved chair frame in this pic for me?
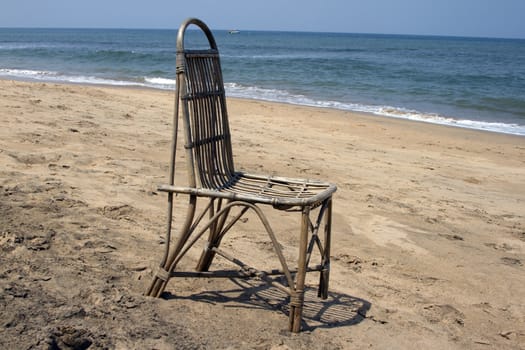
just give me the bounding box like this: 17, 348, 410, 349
145, 18, 337, 333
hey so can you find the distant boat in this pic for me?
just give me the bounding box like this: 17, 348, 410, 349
228, 30, 240, 34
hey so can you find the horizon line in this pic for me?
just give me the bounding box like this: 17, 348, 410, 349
0, 26, 524, 41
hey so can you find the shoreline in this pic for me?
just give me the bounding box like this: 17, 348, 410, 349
2, 76, 524, 137
1, 79, 524, 348
2, 79, 524, 163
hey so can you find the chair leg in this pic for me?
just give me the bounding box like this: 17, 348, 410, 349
195, 240, 219, 272
318, 198, 332, 299
146, 232, 191, 297
195, 204, 231, 272
145, 196, 197, 298
288, 207, 310, 333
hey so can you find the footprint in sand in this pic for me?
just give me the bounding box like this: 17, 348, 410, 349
356, 216, 429, 255
500, 257, 522, 267
99, 204, 139, 221
423, 304, 465, 327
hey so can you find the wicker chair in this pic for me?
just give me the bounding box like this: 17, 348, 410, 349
146, 18, 337, 333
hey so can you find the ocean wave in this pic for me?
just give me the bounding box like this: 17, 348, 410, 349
376, 106, 525, 135
0, 68, 169, 89
224, 82, 525, 136
144, 77, 175, 89
1, 68, 523, 136
0, 68, 57, 78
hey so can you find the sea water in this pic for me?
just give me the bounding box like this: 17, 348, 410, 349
1, 28, 524, 136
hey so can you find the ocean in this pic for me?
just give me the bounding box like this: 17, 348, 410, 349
1, 28, 524, 136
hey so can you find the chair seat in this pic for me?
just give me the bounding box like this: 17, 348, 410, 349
158, 172, 336, 208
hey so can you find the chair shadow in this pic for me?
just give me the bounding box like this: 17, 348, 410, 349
161, 277, 371, 331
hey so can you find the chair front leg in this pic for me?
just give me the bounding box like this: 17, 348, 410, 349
288, 206, 310, 333
146, 195, 197, 298
318, 197, 332, 299
196, 199, 231, 272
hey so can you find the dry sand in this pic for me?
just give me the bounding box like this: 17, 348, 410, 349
1, 79, 524, 349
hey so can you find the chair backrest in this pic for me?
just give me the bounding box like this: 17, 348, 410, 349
176, 18, 236, 190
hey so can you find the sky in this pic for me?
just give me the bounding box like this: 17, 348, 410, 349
1, 0, 524, 39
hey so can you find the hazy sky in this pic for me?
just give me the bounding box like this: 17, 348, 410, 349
1, 0, 524, 39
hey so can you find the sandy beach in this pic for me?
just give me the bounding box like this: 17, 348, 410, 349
1, 79, 524, 349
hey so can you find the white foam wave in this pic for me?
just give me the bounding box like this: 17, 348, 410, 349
224, 82, 525, 136
0, 68, 58, 79
375, 106, 525, 135
0, 68, 176, 90
144, 77, 176, 89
